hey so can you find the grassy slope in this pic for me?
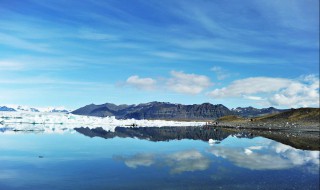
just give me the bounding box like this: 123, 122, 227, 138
254, 108, 319, 123
218, 108, 319, 123
218, 115, 247, 122
217, 108, 320, 131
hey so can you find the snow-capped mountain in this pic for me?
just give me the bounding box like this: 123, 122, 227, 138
16, 106, 40, 112
231, 106, 286, 117
0, 105, 70, 113
0, 106, 16, 111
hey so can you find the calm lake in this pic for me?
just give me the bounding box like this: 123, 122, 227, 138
0, 126, 319, 190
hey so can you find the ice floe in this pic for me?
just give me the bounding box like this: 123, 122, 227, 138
0, 111, 205, 133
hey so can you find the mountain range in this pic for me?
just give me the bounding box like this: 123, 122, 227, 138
0, 106, 16, 112
231, 106, 286, 117
72, 102, 286, 120
0, 105, 69, 113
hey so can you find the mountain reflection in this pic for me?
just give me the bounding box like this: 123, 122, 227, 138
2, 125, 318, 150
75, 126, 232, 142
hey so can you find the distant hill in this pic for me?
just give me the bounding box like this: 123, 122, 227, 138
254, 108, 320, 123
72, 101, 286, 120
0, 105, 70, 113
0, 106, 16, 111
71, 103, 132, 117
50, 109, 69, 113
218, 108, 320, 130
231, 106, 286, 117
16, 106, 40, 112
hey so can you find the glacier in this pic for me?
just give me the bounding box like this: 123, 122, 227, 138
0, 111, 206, 133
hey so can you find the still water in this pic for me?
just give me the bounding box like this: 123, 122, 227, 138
0, 127, 319, 190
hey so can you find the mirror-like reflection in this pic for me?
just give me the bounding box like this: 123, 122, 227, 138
75, 126, 230, 142
114, 150, 211, 174
0, 126, 319, 190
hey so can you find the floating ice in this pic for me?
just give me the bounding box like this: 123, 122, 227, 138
208, 139, 218, 145
0, 111, 205, 133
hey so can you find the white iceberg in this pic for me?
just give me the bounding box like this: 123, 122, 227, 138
0, 111, 206, 133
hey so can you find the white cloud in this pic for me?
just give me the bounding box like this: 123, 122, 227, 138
243, 95, 265, 101
208, 75, 319, 108
208, 77, 292, 98
124, 71, 212, 95
211, 66, 230, 80
166, 71, 212, 95
126, 75, 156, 90
269, 75, 320, 108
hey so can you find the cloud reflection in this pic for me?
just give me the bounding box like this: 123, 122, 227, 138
209, 141, 319, 171
165, 150, 210, 174
114, 150, 210, 174
114, 153, 155, 169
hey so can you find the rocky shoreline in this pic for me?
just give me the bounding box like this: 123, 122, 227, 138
218, 127, 319, 151
214, 120, 319, 132
206, 108, 320, 150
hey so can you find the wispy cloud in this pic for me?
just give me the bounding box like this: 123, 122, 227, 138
0, 57, 85, 71
0, 61, 24, 71
0, 76, 102, 86
211, 66, 231, 80
150, 51, 182, 59
0, 33, 51, 53
77, 28, 119, 41
166, 71, 212, 95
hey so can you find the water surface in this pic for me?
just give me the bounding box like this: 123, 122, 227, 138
0, 126, 319, 190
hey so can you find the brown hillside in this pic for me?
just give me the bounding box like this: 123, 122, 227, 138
255, 108, 319, 123
218, 115, 247, 122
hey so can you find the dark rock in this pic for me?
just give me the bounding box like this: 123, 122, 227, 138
72, 102, 233, 120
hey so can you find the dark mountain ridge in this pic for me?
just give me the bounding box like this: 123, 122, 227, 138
72, 101, 286, 120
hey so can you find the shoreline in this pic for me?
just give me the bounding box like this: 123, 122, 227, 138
216, 126, 319, 151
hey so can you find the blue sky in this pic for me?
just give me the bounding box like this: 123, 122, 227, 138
0, 0, 319, 109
